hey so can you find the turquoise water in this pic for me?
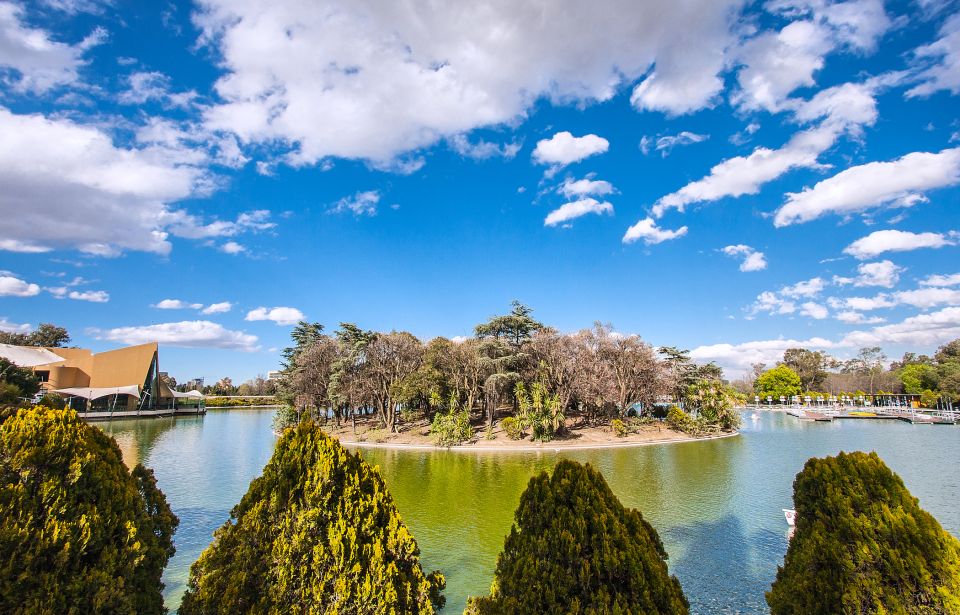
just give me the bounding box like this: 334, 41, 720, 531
100, 409, 960, 614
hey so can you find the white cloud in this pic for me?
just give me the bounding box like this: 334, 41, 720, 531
201, 301, 232, 315
195, 0, 743, 165
0, 2, 104, 93
921, 273, 960, 287
246, 306, 304, 326
532, 132, 609, 167
622, 217, 688, 245
800, 301, 829, 319
841, 306, 960, 347
153, 299, 203, 310
118, 71, 198, 109
544, 198, 614, 227
643, 131, 709, 156
220, 241, 246, 255
841, 294, 897, 311
906, 12, 960, 98
750, 291, 796, 316
93, 320, 259, 351
0, 107, 225, 256
893, 287, 960, 309
775, 148, 960, 227
68, 289, 109, 303
0, 275, 40, 297
448, 134, 521, 160
842, 229, 958, 260
690, 336, 835, 375
330, 190, 380, 216
0, 316, 30, 333
720, 244, 767, 272
781, 277, 826, 298
0, 239, 51, 253
833, 260, 903, 288
558, 175, 616, 198
167, 209, 275, 240
835, 311, 885, 325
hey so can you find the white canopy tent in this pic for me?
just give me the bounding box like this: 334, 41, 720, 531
52, 385, 141, 400
169, 390, 204, 399
0, 344, 64, 368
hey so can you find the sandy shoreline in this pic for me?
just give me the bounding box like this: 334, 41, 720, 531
335, 429, 739, 453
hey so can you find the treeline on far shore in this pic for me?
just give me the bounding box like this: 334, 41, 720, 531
1, 405, 959, 614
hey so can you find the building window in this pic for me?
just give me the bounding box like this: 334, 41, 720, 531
35, 371, 49, 383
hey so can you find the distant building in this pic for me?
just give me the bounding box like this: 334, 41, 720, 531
0, 342, 203, 416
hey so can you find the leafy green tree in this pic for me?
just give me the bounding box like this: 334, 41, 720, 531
755, 365, 802, 400
0, 407, 177, 614
0, 357, 40, 402
767, 451, 960, 614
781, 348, 832, 391
0, 323, 70, 347
465, 460, 688, 614
685, 379, 742, 430
900, 362, 939, 394
180, 421, 445, 614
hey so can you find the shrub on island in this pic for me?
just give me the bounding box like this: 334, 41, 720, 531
465, 460, 688, 614
767, 451, 960, 614
180, 421, 445, 614
0, 407, 178, 614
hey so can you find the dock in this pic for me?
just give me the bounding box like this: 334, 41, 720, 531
784, 406, 955, 425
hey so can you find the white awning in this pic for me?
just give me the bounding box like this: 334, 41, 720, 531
52, 385, 141, 400
170, 389, 204, 399
0, 343, 64, 368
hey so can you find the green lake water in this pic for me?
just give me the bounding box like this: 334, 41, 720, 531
99, 409, 960, 614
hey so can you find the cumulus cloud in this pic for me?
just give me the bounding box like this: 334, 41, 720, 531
800, 301, 829, 319
894, 287, 960, 309
921, 273, 960, 287
246, 306, 304, 326
0, 2, 105, 93
0, 107, 235, 256
93, 320, 259, 351
835, 311, 885, 325
532, 132, 609, 167
201, 301, 232, 315
906, 12, 960, 98
68, 289, 109, 303
721, 244, 767, 271
0, 316, 30, 333
841, 306, 960, 347
544, 198, 614, 227
220, 241, 246, 255
622, 217, 688, 245
448, 134, 521, 160
781, 277, 826, 298
748, 277, 825, 317
833, 260, 903, 288
775, 148, 960, 226
0, 274, 40, 297
842, 229, 958, 259
330, 190, 380, 216
153, 299, 203, 310
558, 175, 616, 198
118, 71, 198, 109
690, 336, 835, 375
194, 0, 743, 165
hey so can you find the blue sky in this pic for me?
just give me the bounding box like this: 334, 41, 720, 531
1, 0, 959, 383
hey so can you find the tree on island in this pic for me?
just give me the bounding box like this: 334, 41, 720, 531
0, 322, 70, 347
0, 407, 177, 614
0, 357, 40, 403
755, 365, 802, 400
465, 460, 688, 615
179, 421, 445, 614
767, 451, 960, 614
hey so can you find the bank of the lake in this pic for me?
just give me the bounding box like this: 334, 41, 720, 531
100, 408, 960, 614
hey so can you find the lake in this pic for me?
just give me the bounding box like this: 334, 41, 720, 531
99, 409, 960, 614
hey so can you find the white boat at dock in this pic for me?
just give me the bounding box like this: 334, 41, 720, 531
783, 509, 796, 526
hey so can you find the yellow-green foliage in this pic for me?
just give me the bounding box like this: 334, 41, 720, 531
0, 407, 178, 615
466, 460, 688, 614
611, 418, 628, 437
180, 421, 445, 614
204, 396, 276, 407
767, 451, 960, 614
500, 416, 523, 440
666, 406, 693, 432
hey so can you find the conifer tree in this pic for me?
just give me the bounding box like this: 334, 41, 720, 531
0, 407, 177, 614
767, 451, 960, 614
180, 421, 445, 614
465, 459, 688, 614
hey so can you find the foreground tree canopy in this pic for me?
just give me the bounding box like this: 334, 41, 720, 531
465, 460, 688, 615
767, 451, 960, 614
180, 421, 445, 614
0, 407, 177, 614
